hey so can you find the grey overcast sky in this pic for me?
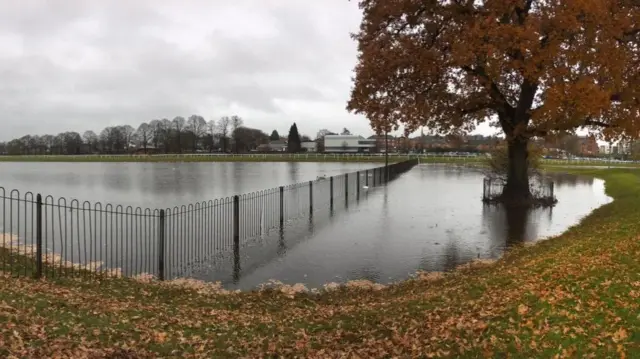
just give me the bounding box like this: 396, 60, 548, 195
0, 0, 499, 142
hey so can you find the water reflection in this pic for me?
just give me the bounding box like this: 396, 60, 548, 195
0, 162, 614, 290
552, 173, 594, 187
277, 229, 286, 258
219, 165, 612, 290
287, 162, 299, 184
439, 242, 455, 272
0, 162, 377, 208
101, 164, 131, 193
482, 205, 538, 248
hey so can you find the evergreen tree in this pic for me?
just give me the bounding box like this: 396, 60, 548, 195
269, 130, 280, 141
286, 123, 301, 153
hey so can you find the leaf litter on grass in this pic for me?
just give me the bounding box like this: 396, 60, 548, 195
0, 170, 639, 357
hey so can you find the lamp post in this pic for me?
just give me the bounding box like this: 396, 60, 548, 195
385, 130, 389, 181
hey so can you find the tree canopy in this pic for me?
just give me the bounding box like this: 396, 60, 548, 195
348, 0, 640, 139
0, 115, 256, 155
348, 0, 640, 202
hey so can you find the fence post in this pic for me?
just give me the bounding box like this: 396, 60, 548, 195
309, 181, 313, 214
330, 176, 334, 210
482, 178, 487, 201
158, 209, 165, 281
279, 186, 285, 229
365, 170, 369, 187
550, 181, 555, 199
356, 171, 360, 199
35, 194, 43, 279
233, 195, 240, 276
345, 173, 349, 205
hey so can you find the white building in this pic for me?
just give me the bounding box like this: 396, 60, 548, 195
324, 135, 376, 153
599, 145, 610, 154
301, 141, 317, 152
599, 141, 632, 155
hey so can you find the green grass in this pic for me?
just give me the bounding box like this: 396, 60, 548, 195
1, 168, 640, 357
2, 153, 638, 168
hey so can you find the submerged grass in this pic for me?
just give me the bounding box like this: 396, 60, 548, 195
1, 168, 640, 357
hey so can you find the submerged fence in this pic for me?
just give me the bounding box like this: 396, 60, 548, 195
482, 175, 555, 203
0, 159, 417, 281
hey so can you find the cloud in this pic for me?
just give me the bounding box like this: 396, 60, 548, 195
0, 0, 378, 140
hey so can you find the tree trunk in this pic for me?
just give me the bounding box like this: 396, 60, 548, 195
501, 137, 531, 204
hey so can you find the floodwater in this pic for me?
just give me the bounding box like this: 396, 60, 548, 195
0, 162, 377, 207
0, 162, 612, 290
198, 164, 612, 290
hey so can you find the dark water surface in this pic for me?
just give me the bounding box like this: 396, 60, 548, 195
0, 162, 611, 290
206, 164, 611, 290
0, 161, 377, 207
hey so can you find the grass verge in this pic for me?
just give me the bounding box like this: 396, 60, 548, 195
1, 154, 639, 168
1, 168, 640, 358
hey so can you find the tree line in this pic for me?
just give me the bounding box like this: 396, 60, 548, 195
0, 116, 313, 155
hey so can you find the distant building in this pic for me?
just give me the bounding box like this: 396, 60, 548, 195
577, 136, 599, 156
599, 145, 609, 154
598, 140, 632, 156
367, 135, 397, 152
301, 141, 317, 152
256, 140, 287, 152
543, 135, 600, 156
324, 135, 376, 153
606, 140, 633, 156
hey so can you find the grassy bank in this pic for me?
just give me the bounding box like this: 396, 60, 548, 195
1, 169, 640, 357
1, 153, 639, 168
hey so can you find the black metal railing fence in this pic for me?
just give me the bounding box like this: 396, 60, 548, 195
0, 159, 418, 281
482, 175, 556, 203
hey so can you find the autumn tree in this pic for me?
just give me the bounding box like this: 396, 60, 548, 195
347, 1, 640, 204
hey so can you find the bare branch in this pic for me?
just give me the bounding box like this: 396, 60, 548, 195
527, 118, 614, 138
460, 65, 513, 112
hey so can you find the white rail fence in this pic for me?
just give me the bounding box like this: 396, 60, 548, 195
0, 152, 636, 166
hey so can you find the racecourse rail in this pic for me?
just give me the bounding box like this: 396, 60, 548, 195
0, 152, 635, 166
